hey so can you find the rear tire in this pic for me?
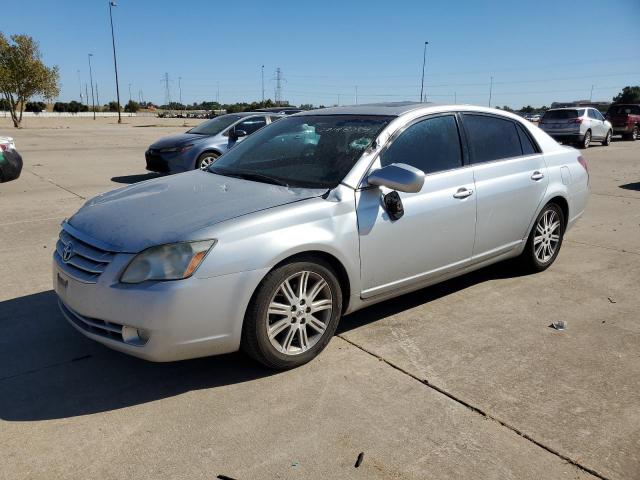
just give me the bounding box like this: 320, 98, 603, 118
602, 129, 612, 146
519, 203, 565, 273
196, 152, 219, 170
577, 130, 591, 149
241, 258, 343, 370
623, 125, 638, 141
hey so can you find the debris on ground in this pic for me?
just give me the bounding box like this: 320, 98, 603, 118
355, 452, 365, 468
608, 297, 617, 304
549, 321, 566, 331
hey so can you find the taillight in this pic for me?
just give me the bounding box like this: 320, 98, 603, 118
568, 118, 583, 124
578, 154, 588, 175
0, 144, 8, 152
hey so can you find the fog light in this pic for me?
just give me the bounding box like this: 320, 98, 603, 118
121, 326, 149, 346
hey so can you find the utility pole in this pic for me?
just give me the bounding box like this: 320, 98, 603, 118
420, 41, 428, 102
163, 72, 171, 106
354, 85, 358, 105
77, 69, 83, 104
589, 84, 594, 102
88, 54, 96, 119
96, 83, 100, 108
261, 65, 265, 104
488, 76, 493, 108
108, 1, 122, 123
85, 83, 89, 110
128, 83, 132, 103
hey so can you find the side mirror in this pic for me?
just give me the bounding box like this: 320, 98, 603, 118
367, 163, 425, 193
228, 129, 247, 141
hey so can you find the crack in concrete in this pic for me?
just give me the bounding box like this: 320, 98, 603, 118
336, 334, 611, 480
24, 168, 86, 200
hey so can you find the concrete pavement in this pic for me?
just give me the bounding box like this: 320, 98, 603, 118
0, 117, 638, 479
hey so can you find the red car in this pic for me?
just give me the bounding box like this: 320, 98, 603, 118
606, 104, 639, 140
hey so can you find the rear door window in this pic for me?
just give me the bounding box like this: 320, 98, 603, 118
461, 114, 522, 164
380, 115, 463, 174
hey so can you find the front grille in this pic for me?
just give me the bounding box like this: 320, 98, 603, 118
145, 151, 169, 172
54, 228, 115, 283
59, 300, 124, 342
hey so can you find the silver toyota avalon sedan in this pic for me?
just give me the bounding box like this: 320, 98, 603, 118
54, 102, 589, 369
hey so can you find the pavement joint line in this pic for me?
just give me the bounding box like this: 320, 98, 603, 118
0, 216, 70, 227
336, 334, 611, 480
591, 192, 640, 200
0, 354, 93, 383
565, 239, 640, 256
23, 168, 86, 200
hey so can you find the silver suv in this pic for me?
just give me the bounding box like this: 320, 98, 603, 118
539, 107, 612, 149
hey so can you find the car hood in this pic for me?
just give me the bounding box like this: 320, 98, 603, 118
149, 133, 208, 149
68, 170, 325, 252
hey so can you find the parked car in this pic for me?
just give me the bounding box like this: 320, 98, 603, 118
54, 103, 588, 369
255, 107, 303, 115
539, 107, 612, 148
530, 114, 541, 122
145, 112, 283, 173
0, 137, 23, 183
605, 104, 639, 141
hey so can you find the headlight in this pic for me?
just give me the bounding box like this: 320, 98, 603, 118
159, 144, 193, 153
120, 240, 216, 284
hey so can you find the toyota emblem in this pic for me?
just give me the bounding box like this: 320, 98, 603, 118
62, 242, 75, 263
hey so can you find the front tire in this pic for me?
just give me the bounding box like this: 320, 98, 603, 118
241, 259, 343, 369
602, 129, 612, 146
519, 203, 565, 272
577, 130, 591, 149
196, 152, 219, 170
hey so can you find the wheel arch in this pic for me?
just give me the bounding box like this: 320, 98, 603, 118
194, 149, 222, 168
547, 195, 569, 228
269, 250, 352, 313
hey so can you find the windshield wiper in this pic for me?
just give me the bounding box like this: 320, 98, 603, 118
210, 168, 290, 187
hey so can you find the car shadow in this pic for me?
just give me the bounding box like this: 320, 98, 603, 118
111, 173, 165, 184
619, 182, 640, 192
0, 260, 524, 422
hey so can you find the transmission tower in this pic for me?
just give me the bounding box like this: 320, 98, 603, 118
162, 73, 172, 106
274, 67, 284, 106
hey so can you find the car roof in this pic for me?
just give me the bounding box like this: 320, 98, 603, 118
547, 107, 588, 111
221, 111, 280, 118
299, 102, 436, 117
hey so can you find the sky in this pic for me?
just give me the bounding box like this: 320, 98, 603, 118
5, 0, 640, 108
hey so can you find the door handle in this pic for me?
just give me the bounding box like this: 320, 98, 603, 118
453, 187, 473, 199
531, 171, 545, 181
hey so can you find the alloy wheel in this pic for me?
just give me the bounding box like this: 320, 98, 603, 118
583, 131, 591, 148
198, 155, 217, 170
605, 130, 612, 145
534, 209, 561, 264
266, 271, 333, 355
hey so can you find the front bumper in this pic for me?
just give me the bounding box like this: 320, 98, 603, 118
54, 253, 268, 362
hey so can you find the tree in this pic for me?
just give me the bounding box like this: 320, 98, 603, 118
520, 105, 535, 114
612, 86, 640, 104
25, 101, 46, 112
107, 101, 120, 112
124, 100, 140, 113
0, 97, 9, 110
0, 33, 59, 127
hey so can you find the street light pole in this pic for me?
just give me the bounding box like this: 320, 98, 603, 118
109, 1, 122, 123
261, 65, 265, 104
88, 54, 96, 120
420, 41, 428, 102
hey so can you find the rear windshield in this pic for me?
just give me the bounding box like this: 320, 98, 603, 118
543, 110, 580, 120
607, 105, 640, 115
